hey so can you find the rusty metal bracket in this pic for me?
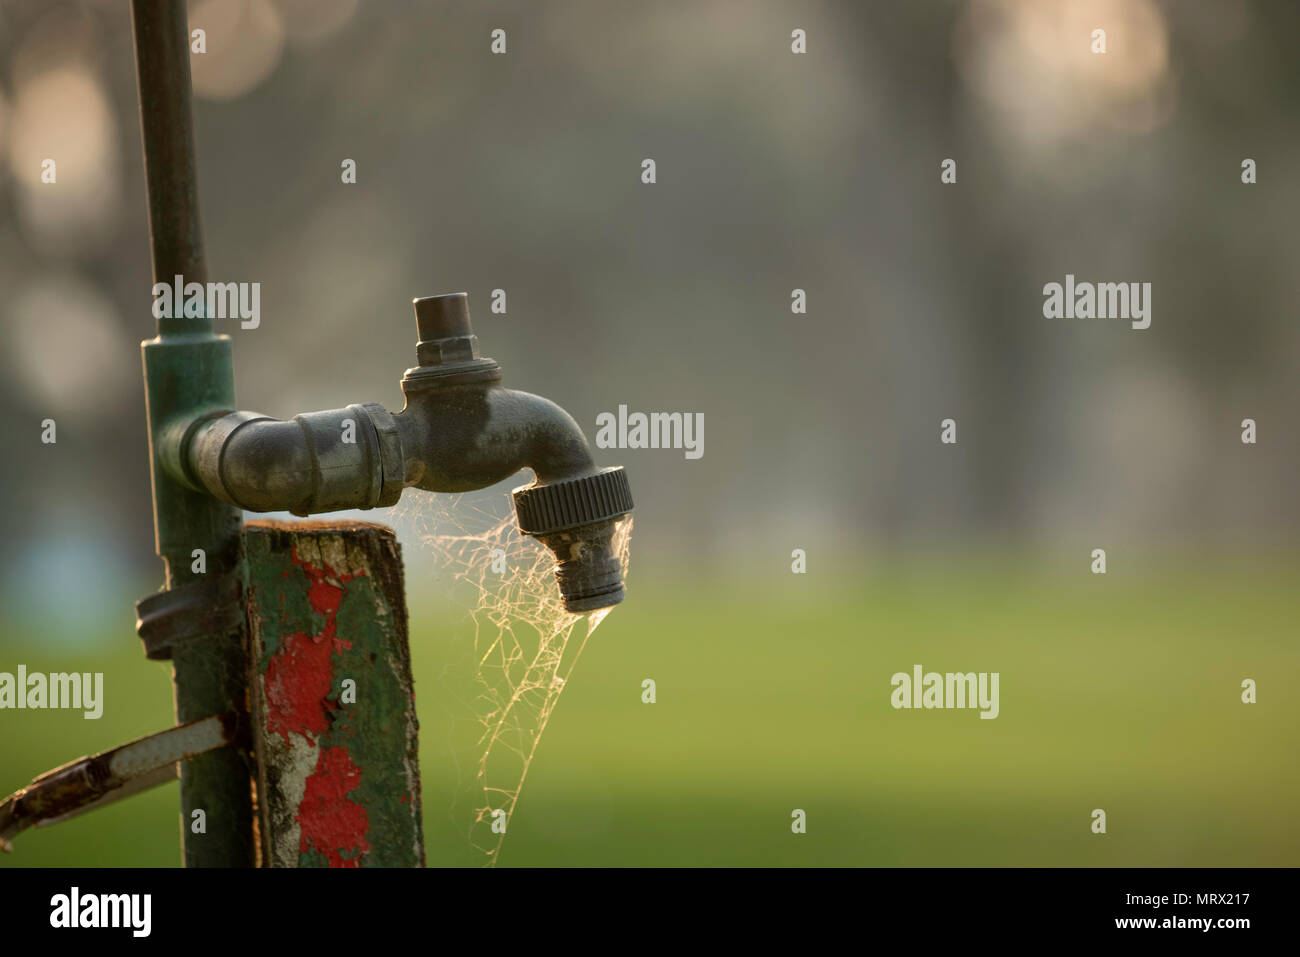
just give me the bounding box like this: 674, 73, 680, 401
135, 571, 243, 660
0, 712, 242, 852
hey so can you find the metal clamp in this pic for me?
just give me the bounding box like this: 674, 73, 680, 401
135, 572, 243, 660
358, 401, 405, 507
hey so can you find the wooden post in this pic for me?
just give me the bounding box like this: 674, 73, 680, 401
244, 520, 425, 867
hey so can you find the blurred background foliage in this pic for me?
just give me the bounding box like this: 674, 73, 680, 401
0, 0, 1296, 865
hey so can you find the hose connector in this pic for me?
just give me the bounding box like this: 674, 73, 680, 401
513, 467, 633, 613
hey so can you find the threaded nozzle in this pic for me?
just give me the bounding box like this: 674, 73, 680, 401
512, 467, 633, 613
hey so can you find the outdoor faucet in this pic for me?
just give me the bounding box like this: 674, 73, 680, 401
163, 293, 633, 612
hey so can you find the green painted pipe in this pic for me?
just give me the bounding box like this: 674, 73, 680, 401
131, 0, 255, 867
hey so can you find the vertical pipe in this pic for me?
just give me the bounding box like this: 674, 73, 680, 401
131, 0, 209, 336
131, 0, 255, 866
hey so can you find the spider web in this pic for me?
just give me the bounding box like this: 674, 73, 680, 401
393, 489, 631, 865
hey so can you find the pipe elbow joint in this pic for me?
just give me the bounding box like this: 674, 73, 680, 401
395, 386, 595, 492
185, 403, 404, 515
395, 381, 634, 613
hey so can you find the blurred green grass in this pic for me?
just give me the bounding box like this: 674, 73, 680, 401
3, 553, 1297, 867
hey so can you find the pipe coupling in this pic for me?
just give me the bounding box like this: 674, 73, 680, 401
184, 402, 404, 515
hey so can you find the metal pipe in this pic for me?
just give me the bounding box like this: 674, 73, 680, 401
131, 0, 256, 866
166, 294, 635, 612
0, 713, 241, 853
183, 391, 593, 512
131, 0, 207, 336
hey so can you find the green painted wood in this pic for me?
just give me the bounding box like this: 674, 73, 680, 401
244, 520, 424, 867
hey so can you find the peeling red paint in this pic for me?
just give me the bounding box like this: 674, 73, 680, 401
258, 542, 381, 865
297, 550, 356, 654
264, 629, 335, 742
298, 745, 370, 867
246, 523, 423, 867
264, 551, 363, 743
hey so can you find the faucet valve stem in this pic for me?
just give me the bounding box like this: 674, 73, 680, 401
402, 293, 502, 390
